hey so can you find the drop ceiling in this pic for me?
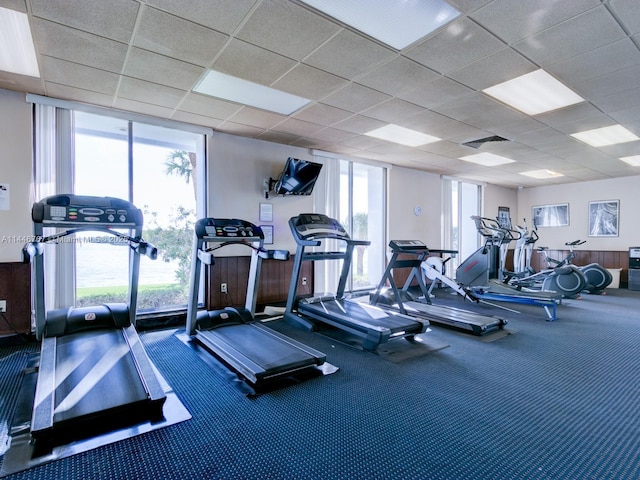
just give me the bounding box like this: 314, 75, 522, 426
1, 0, 640, 188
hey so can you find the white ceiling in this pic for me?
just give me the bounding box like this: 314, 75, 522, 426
2, 0, 640, 188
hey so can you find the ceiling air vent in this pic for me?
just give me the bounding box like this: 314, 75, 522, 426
462, 135, 509, 149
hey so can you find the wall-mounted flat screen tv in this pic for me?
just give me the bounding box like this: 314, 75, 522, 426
273, 157, 323, 196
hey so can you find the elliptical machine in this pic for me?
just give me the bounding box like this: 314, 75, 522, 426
542, 240, 612, 295
512, 219, 538, 276
467, 216, 588, 299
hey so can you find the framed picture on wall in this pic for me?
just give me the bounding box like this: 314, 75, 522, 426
532, 203, 569, 228
588, 200, 619, 237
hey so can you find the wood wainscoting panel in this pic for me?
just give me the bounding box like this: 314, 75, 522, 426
0, 262, 31, 335
206, 255, 313, 310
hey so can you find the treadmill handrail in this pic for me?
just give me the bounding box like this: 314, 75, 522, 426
22, 227, 158, 262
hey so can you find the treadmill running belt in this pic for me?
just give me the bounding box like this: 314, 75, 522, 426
304, 299, 423, 332
197, 324, 320, 374
52, 330, 149, 423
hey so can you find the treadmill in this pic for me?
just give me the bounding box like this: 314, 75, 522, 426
22, 194, 167, 447
184, 218, 326, 386
284, 213, 428, 352
370, 240, 507, 335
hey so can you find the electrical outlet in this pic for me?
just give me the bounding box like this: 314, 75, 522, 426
0, 300, 6, 313
220, 283, 227, 294
301, 277, 307, 286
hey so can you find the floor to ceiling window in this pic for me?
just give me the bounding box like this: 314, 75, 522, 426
443, 178, 482, 271
74, 112, 205, 311
30, 96, 208, 314
338, 159, 386, 291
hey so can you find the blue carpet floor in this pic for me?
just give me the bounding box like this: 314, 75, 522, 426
1, 288, 640, 479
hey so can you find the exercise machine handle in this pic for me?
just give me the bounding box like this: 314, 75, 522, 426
258, 249, 290, 261
565, 240, 586, 247
135, 241, 158, 260
22, 242, 44, 263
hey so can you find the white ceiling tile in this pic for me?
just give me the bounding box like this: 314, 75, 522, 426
270, 117, 324, 137
41, 56, 120, 95
397, 76, 473, 109
179, 93, 243, 118
306, 127, 358, 144
547, 39, 640, 86
212, 40, 297, 85
434, 92, 529, 130
405, 17, 505, 74
112, 97, 176, 118
219, 121, 268, 138
292, 103, 353, 126
171, 110, 225, 129
32, 19, 128, 73
7, 0, 640, 188
134, 6, 228, 66
610, 0, 640, 34
332, 115, 388, 135
398, 110, 478, 140
272, 64, 349, 101
30, 0, 139, 43
574, 65, 640, 102
448, 48, 536, 91
304, 29, 396, 79
227, 107, 287, 130
236, 0, 340, 60
447, 0, 493, 14
361, 98, 427, 124
124, 48, 204, 90
44, 83, 112, 106
117, 77, 186, 109
145, 0, 255, 34
339, 134, 387, 150
356, 57, 439, 95
472, 0, 600, 44
514, 6, 626, 66
321, 83, 391, 113
534, 103, 607, 129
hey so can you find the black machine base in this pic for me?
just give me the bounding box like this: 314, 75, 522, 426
286, 297, 428, 352
372, 288, 507, 336
0, 353, 191, 478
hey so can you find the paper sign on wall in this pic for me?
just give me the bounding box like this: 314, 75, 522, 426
0, 184, 9, 211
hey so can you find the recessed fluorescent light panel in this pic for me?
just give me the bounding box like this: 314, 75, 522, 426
299, 0, 460, 50
483, 69, 583, 115
365, 124, 440, 147
193, 70, 311, 115
520, 169, 564, 179
0, 7, 40, 77
619, 155, 640, 166
459, 153, 515, 166
570, 125, 640, 147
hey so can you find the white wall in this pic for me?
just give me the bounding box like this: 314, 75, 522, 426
387, 166, 442, 247
207, 132, 315, 256
0, 89, 33, 262
517, 176, 640, 250
484, 184, 518, 222
387, 170, 518, 250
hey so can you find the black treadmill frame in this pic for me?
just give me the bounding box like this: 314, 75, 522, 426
1, 195, 189, 478
284, 214, 428, 352
370, 240, 507, 335
184, 218, 326, 387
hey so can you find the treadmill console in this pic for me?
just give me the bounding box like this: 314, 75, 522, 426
195, 218, 263, 241
32, 194, 142, 227
389, 240, 429, 253
290, 213, 350, 241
